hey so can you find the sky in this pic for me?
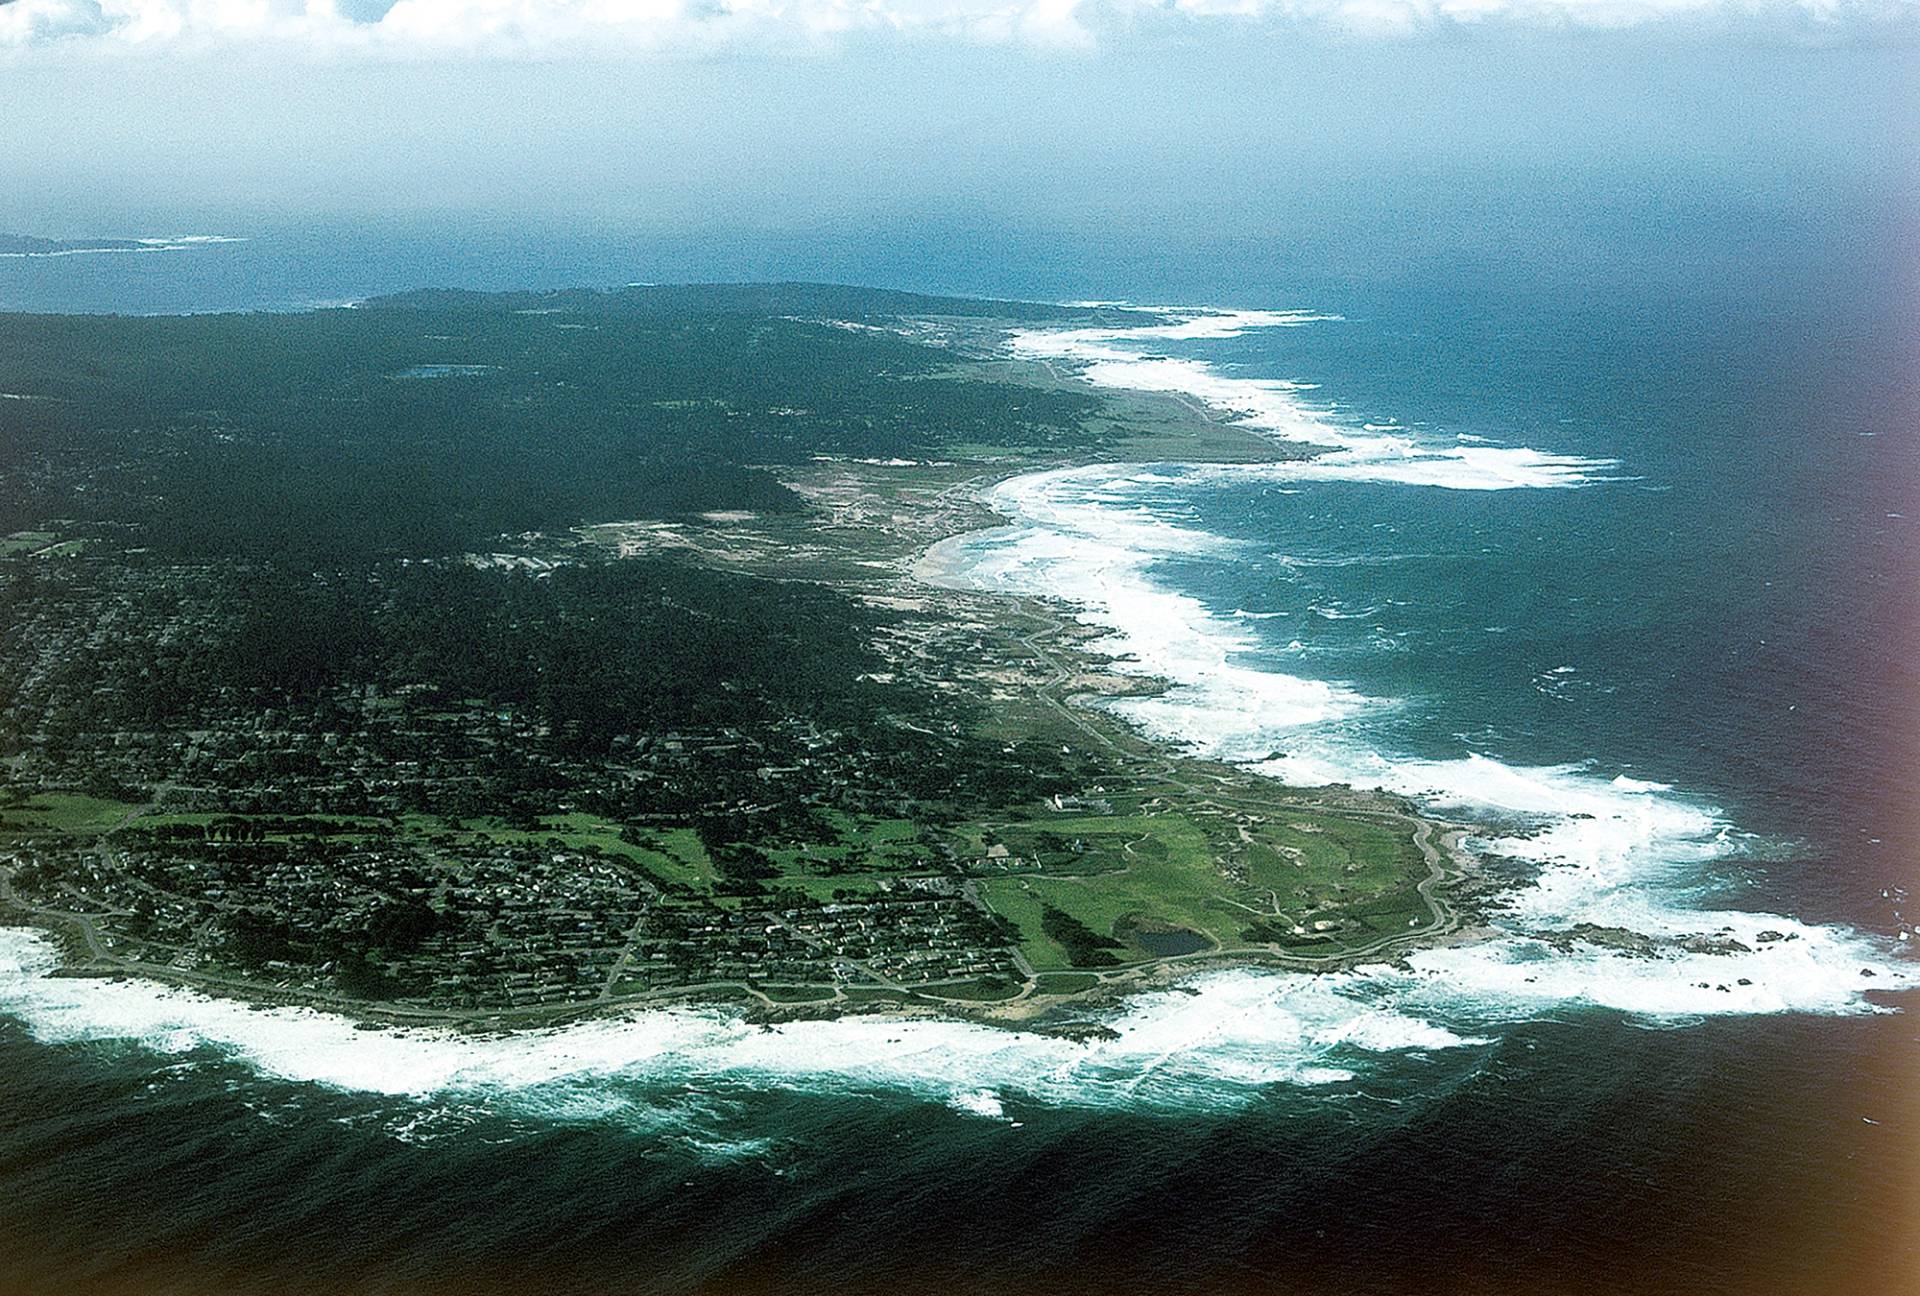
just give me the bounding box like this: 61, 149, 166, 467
3, 0, 1918, 52
0, 0, 1915, 291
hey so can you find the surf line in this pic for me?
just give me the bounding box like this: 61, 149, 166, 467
925, 305, 1915, 1025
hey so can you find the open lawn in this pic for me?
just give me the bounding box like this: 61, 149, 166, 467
757, 984, 839, 1003
397, 814, 723, 895
0, 793, 143, 834
0, 531, 55, 557
920, 977, 1024, 1002
765, 812, 937, 892
976, 806, 1428, 970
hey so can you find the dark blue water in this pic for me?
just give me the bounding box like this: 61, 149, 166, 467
1138, 278, 1919, 920
1, 210, 1915, 1296
0, 1006, 1912, 1296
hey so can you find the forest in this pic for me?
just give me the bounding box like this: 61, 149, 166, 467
0, 284, 1112, 844
0, 284, 1112, 554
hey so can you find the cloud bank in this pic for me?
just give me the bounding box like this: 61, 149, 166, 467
2, 0, 1915, 53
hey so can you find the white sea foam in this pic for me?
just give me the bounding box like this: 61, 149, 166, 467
940, 305, 1916, 1031
0, 928, 1477, 1121
1008, 307, 1621, 490
950, 1089, 1009, 1119
924, 463, 1371, 747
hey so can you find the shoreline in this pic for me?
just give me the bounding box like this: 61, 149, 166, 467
0, 311, 1489, 1039
7, 304, 1907, 1047
886, 349, 1485, 1026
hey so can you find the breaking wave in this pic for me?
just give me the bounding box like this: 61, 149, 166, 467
927, 304, 1915, 1029
1012, 308, 1623, 490
0, 928, 1485, 1125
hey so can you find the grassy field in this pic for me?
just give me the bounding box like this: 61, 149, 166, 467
975, 802, 1241, 972
975, 804, 1428, 970
429, 815, 724, 894
920, 980, 1022, 1002
1244, 814, 1424, 903
762, 812, 938, 899
418, 810, 946, 905
757, 984, 839, 1003
839, 987, 920, 1007
0, 793, 143, 834
0, 531, 55, 557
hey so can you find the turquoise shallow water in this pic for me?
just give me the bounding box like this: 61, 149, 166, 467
0, 218, 1916, 1295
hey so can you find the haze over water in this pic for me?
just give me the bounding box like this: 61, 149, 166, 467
1, 196, 1917, 1295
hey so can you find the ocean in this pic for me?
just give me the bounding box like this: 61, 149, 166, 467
1, 213, 1916, 1295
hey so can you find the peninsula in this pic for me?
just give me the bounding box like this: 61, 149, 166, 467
0, 284, 1479, 1027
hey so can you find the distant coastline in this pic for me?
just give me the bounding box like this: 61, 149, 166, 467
0, 234, 245, 259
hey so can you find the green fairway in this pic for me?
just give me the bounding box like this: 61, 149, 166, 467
1244, 814, 1423, 896
976, 806, 1428, 969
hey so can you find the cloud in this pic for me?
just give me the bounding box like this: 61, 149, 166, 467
0, 0, 1913, 53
